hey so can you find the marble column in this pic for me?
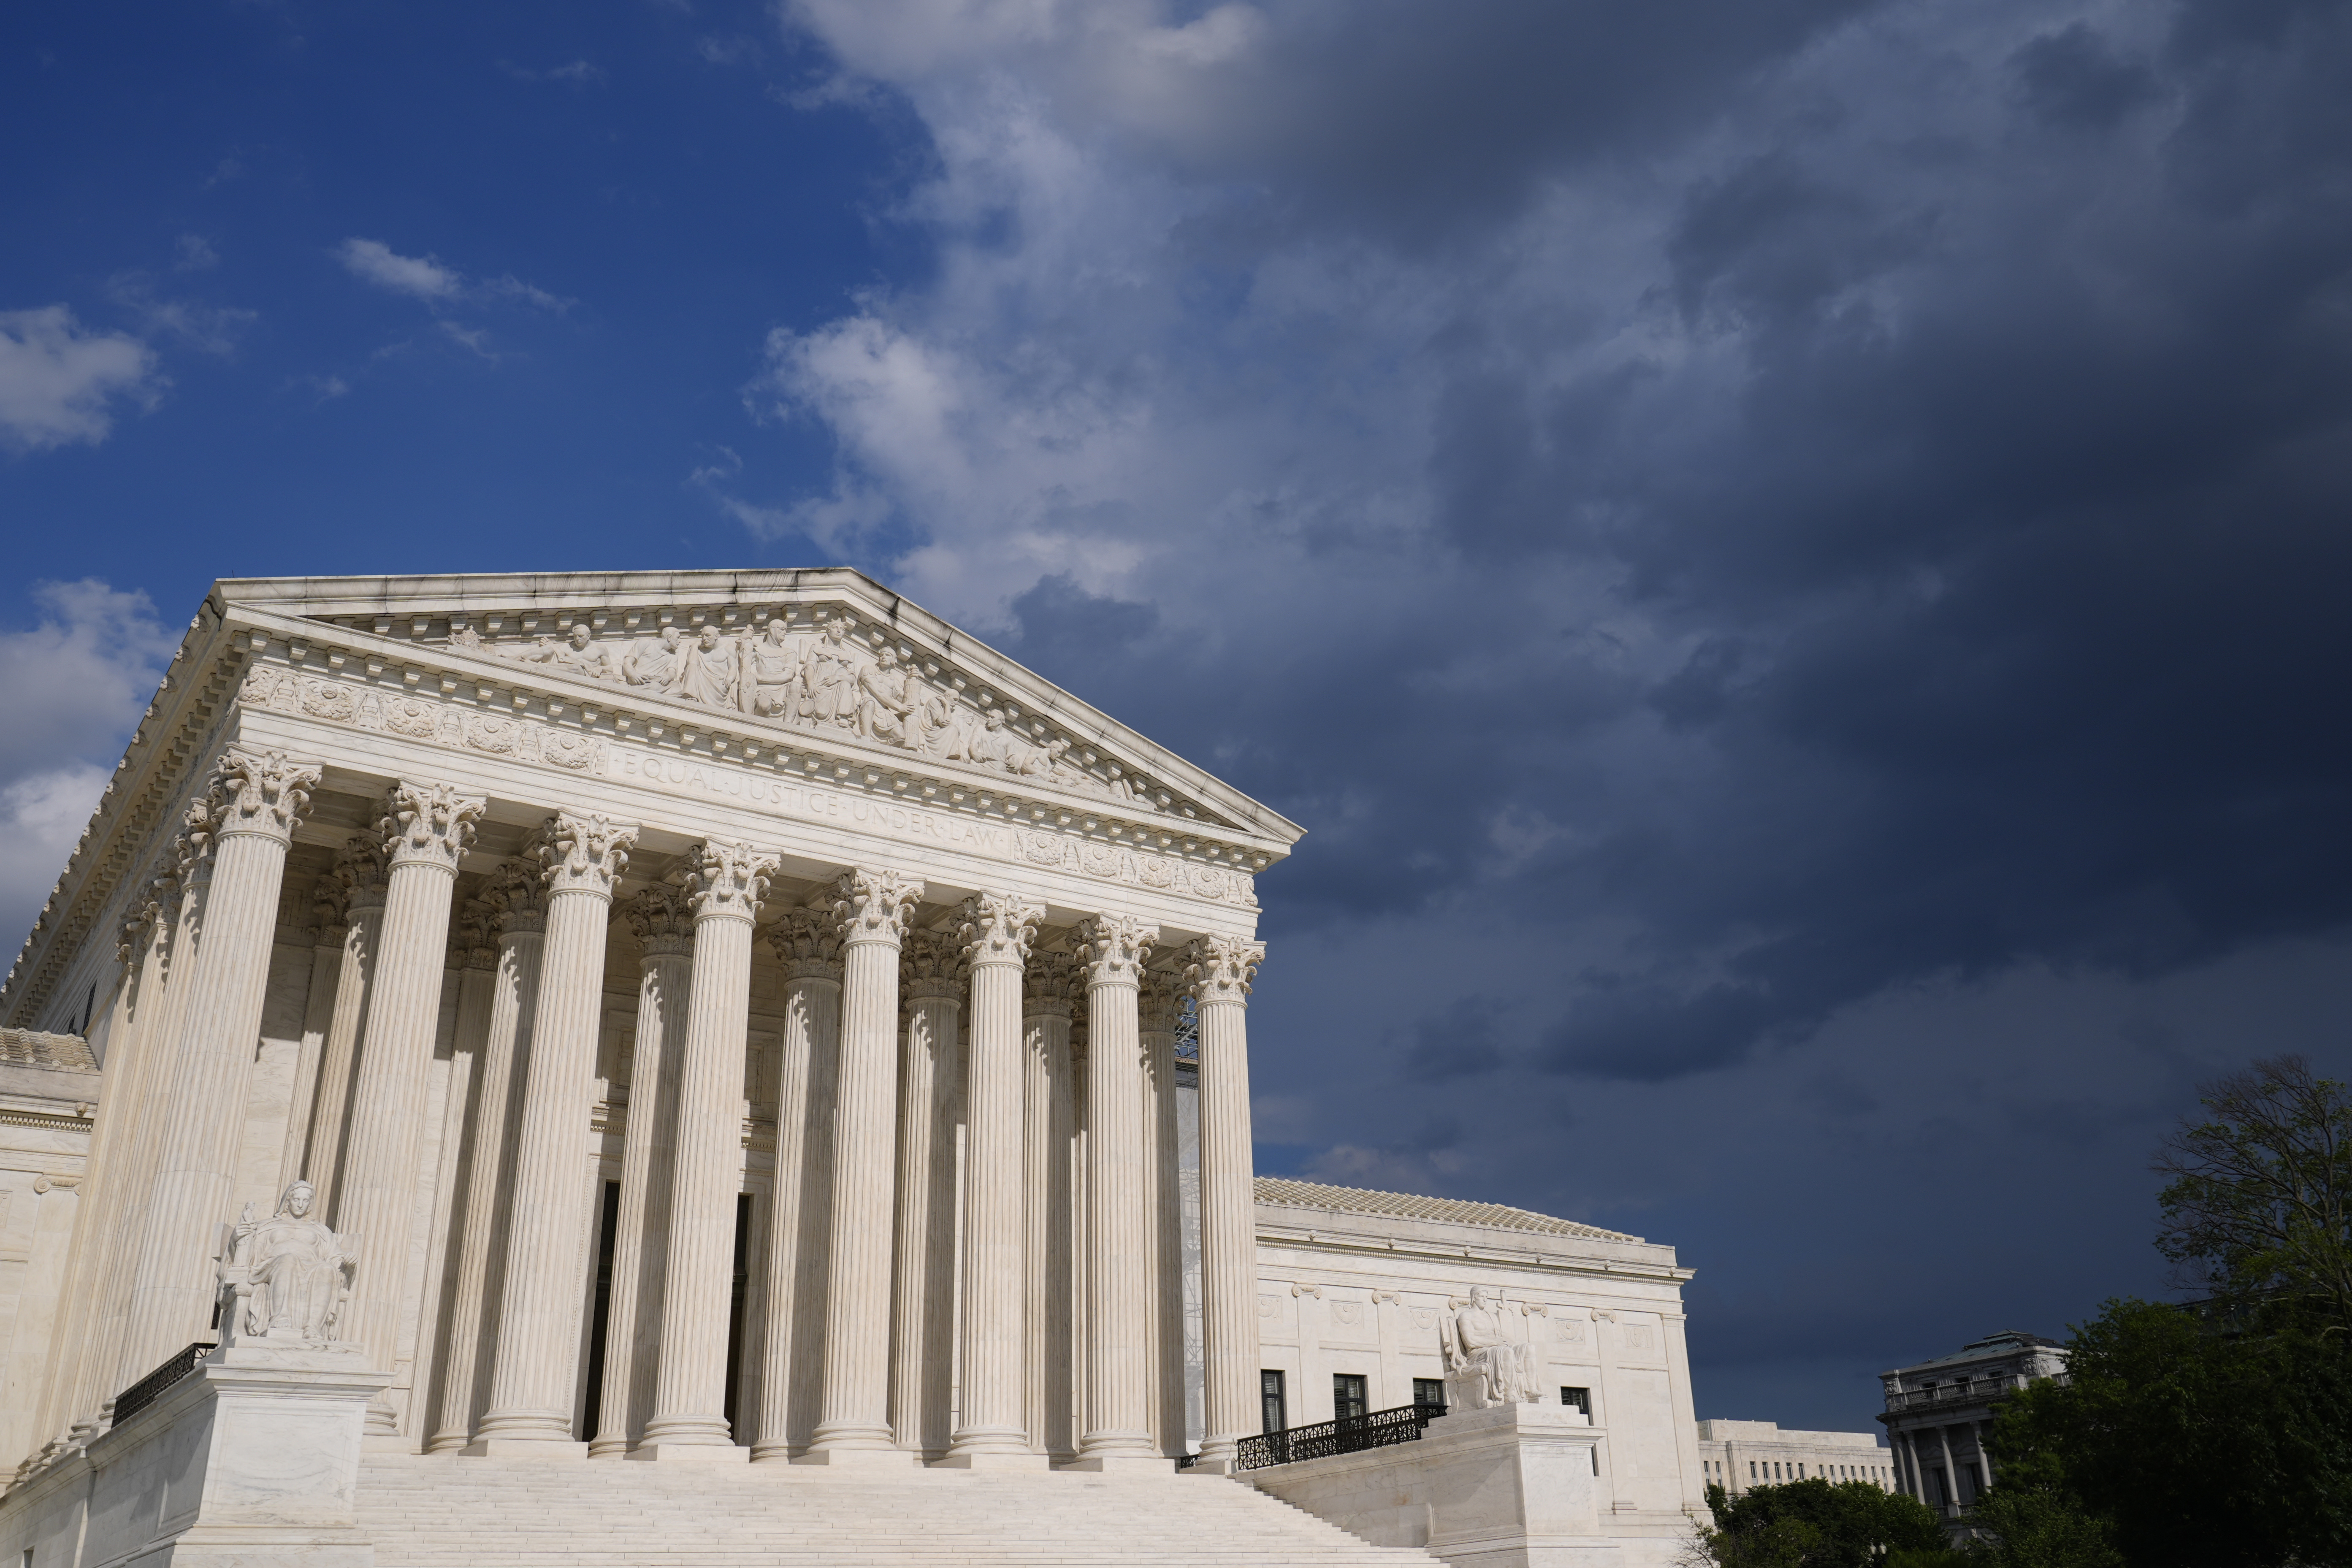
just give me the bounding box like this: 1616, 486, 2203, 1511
427, 860, 546, 1451
891, 930, 963, 1458
339, 782, 485, 1438
1071, 915, 1159, 1469
1184, 933, 1265, 1473
304, 837, 387, 1215
637, 841, 775, 1460
473, 812, 637, 1454
942, 893, 1042, 1468
273, 876, 348, 1195
119, 747, 322, 1384
589, 886, 691, 1458
751, 906, 841, 1462
1139, 971, 1186, 1459
1022, 951, 1075, 1460
802, 866, 922, 1463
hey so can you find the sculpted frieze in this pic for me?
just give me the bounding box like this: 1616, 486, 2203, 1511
236, 655, 1261, 912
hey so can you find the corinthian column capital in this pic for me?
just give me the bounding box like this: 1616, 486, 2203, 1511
209, 747, 322, 844
1183, 934, 1264, 1005
540, 812, 639, 898
958, 891, 1043, 971
333, 834, 390, 914
172, 797, 217, 884
624, 884, 693, 957
484, 857, 547, 935
832, 867, 923, 947
1075, 914, 1159, 987
770, 903, 844, 980
680, 839, 776, 921
902, 929, 967, 1001
1023, 949, 1075, 1018
1138, 970, 1181, 1035
380, 781, 486, 872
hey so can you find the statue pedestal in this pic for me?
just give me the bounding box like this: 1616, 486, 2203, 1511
1247, 1402, 1622, 1568
0, 1342, 392, 1568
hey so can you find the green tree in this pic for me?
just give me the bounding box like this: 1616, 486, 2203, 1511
1695, 1477, 1947, 1568
2154, 1055, 2352, 1328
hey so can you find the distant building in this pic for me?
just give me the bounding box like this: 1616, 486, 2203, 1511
1693, 1419, 1892, 1497
1878, 1331, 2069, 1522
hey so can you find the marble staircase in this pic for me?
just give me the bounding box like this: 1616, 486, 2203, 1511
356, 1452, 1432, 1566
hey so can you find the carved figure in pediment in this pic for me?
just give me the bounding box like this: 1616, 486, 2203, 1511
1441, 1285, 1542, 1409
671, 625, 740, 707
551, 624, 616, 682
624, 626, 684, 689
967, 708, 1022, 772
216, 1181, 356, 1345
856, 646, 917, 747
914, 685, 976, 759
804, 615, 864, 725
742, 619, 805, 718
448, 626, 484, 650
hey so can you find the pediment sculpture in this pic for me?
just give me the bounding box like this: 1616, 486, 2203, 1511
214, 1180, 358, 1346
1440, 1284, 1545, 1410
449, 612, 1165, 810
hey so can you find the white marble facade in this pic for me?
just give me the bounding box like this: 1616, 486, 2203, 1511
0, 570, 1291, 1484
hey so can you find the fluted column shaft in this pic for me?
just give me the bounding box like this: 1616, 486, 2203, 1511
1022, 957, 1075, 1459
943, 896, 1041, 1466
806, 867, 921, 1461
752, 910, 841, 1462
590, 889, 691, 1458
1140, 975, 1186, 1458
301, 838, 385, 1213
274, 875, 350, 1197
639, 842, 773, 1457
890, 940, 961, 1458
1073, 915, 1159, 1468
119, 750, 320, 1384
341, 783, 484, 1435
476, 813, 637, 1451
1187, 935, 1265, 1472
427, 871, 544, 1452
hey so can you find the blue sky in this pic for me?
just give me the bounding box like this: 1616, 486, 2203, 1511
6, 0, 2352, 1435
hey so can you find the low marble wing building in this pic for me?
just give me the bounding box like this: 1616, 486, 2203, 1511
0, 570, 1710, 1568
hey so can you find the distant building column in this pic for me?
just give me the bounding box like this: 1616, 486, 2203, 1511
804, 867, 924, 1462
638, 841, 774, 1458
1184, 934, 1265, 1474
1071, 914, 1160, 1471
589, 887, 692, 1458
1975, 1420, 1996, 1488
119, 748, 321, 1386
1937, 1424, 1961, 1511
472, 813, 638, 1454
942, 893, 1043, 1468
339, 781, 485, 1438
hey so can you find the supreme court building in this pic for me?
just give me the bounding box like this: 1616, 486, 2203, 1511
0, 571, 1709, 1568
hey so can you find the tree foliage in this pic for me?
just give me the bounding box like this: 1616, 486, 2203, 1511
1695, 1478, 1947, 1568
2154, 1055, 2352, 1328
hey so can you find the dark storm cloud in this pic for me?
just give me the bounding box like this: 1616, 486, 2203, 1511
984, 0, 2352, 1083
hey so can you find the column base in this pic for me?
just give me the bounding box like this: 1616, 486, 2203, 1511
791, 1445, 921, 1467
933, 1448, 1052, 1471
627, 1442, 750, 1463
460, 1438, 590, 1459
1061, 1452, 1174, 1474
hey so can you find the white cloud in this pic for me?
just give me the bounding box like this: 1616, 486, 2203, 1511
504, 59, 607, 86
106, 274, 256, 358
0, 765, 112, 953
336, 238, 464, 301
0, 307, 163, 454
174, 234, 220, 271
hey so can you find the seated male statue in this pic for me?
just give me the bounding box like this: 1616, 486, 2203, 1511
1440, 1284, 1544, 1409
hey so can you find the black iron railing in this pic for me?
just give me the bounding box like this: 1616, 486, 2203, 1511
1233, 1401, 1445, 1472
113, 1341, 211, 1427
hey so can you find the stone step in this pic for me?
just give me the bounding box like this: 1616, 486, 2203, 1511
354, 1454, 1428, 1567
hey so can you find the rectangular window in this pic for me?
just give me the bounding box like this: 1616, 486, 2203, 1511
1964, 1462, 1982, 1503
1333, 1373, 1368, 1422
1261, 1370, 1287, 1435
1559, 1386, 1591, 1417
1413, 1377, 1447, 1411
1749, 1461, 1757, 1479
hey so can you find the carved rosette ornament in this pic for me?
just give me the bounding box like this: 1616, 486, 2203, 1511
901, 928, 967, 1002
539, 812, 639, 897
624, 885, 694, 958
1183, 934, 1265, 1005
958, 892, 1043, 973
1074, 913, 1159, 988
381, 781, 486, 872
680, 839, 776, 922
831, 867, 924, 948
484, 857, 548, 935
770, 903, 844, 980
209, 747, 323, 844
